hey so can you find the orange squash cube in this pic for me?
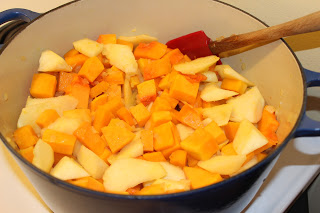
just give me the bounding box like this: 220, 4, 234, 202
106, 84, 121, 101
161, 122, 181, 158
150, 97, 172, 113
143, 57, 171, 80
42, 129, 76, 155
153, 122, 175, 151
177, 104, 203, 129
101, 124, 135, 153
180, 128, 218, 161
221, 78, 247, 94
141, 129, 154, 152
159, 90, 179, 109
151, 111, 172, 127
19, 146, 34, 163
30, 73, 57, 98
220, 143, 237, 155
162, 48, 184, 65
65, 78, 90, 109
105, 66, 124, 85
117, 39, 134, 51
63, 109, 91, 123
90, 81, 109, 98
93, 106, 113, 133
187, 155, 199, 167
68, 176, 105, 192
58, 72, 77, 92
130, 76, 140, 88
169, 150, 187, 167
183, 167, 223, 189
102, 97, 124, 114
169, 74, 199, 104
134, 41, 167, 60
99, 147, 112, 164
90, 94, 108, 111
97, 34, 117, 44
136, 184, 166, 195
65, 54, 89, 69
78, 56, 104, 82
143, 152, 166, 162
137, 79, 157, 106
258, 106, 280, 145
223, 122, 240, 142
204, 121, 227, 144
36, 109, 60, 128
53, 152, 71, 166
108, 118, 132, 132
13, 125, 38, 149
129, 103, 151, 127
116, 107, 135, 126
64, 49, 79, 58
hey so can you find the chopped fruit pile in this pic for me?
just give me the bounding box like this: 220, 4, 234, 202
13, 33, 279, 195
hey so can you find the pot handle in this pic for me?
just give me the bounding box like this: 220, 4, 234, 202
0, 9, 40, 49
294, 68, 320, 137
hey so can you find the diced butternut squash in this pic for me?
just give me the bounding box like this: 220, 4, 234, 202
161, 123, 181, 159
105, 66, 124, 85
78, 56, 104, 82
19, 146, 34, 163
130, 76, 140, 88
65, 77, 90, 109
140, 129, 154, 152
187, 155, 199, 167
99, 147, 112, 164
68, 176, 105, 192
137, 79, 157, 106
130, 103, 151, 127
159, 90, 179, 109
90, 94, 108, 111
151, 111, 172, 127
101, 124, 135, 153
203, 121, 227, 144
13, 125, 38, 149
143, 152, 166, 162
65, 54, 89, 69
97, 34, 117, 44
63, 109, 91, 123
117, 39, 134, 51
36, 109, 60, 129
108, 118, 133, 132
136, 183, 166, 195
64, 49, 79, 58
42, 129, 76, 155
183, 167, 223, 189
221, 143, 237, 155
221, 78, 247, 94
169, 150, 187, 167
58, 72, 77, 93
162, 48, 184, 65
53, 152, 70, 166
116, 107, 135, 126
150, 97, 172, 113
101, 97, 124, 114
90, 81, 109, 98
73, 122, 107, 155
180, 128, 218, 161
183, 73, 207, 83
258, 106, 279, 146
134, 41, 167, 60
93, 105, 113, 132
106, 84, 121, 100
143, 57, 171, 80
177, 104, 203, 129
30, 73, 57, 98
153, 122, 175, 151
223, 122, 240, 142
169, 74, 199, 104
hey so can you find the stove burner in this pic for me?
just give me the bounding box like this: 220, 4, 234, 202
0, 20, 28, 45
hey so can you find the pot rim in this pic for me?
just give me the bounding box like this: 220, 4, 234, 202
0, 0, 307, 200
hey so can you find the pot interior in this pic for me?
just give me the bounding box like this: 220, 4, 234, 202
0, 0, 303, 159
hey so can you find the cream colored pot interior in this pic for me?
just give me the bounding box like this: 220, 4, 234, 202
0, 0, 303, 146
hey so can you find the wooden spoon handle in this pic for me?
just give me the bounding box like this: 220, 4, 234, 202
209, 11, 320, 55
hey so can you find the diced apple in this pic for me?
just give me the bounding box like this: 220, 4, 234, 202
113, 139, 144, 161
152, 179, 190, 193
173, 55, 220, 75
73, 38, 104, 57
231, 156, 258, 176
200, 83, 238, 102
38, 50, 72, 72
117, 34, 158, 48
159, 162, 186, 181
18, 95, 78, 135
43, 117, 83, 135
63, 109, 91, 123
198, 155, 246, 175
202, 104, 232, 126
32, 139, 54, 172
123, 78, 136, 108
103, 158, 166, 192
77, 145, 109, 179
102, 44, 138, 76
202, 71, 218, 83
50, 156, 89, 180
232, 119, 268, 155
202, 118, 213, 126
72, 140, 82, 158
226, 86, 265, 123
214, 65, 254, 86
176, 124, 194, 141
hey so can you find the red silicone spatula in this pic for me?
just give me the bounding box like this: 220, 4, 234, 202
166, 11, 320, 59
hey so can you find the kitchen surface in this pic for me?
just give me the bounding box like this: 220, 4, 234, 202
0, 0, 319, 212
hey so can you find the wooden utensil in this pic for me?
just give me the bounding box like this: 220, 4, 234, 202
166, 11, 320, 58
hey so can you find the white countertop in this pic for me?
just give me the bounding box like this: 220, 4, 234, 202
0, 1, 319, 213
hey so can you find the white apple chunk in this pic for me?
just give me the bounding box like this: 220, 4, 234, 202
200, 83, 238, 102
159, 162, 186, 181
50, 156, 89, 180
152, 179, 190, 192
214, 65, 254, 86
198, 155, 246, 175
38, 50, 72, 72
202, 71, 218, 83
102, 44, 138, 76
231, 156, 258, 176
108, 139, 144, 164
202, 118, 213, 126
226, 86, 265, 123
202, 104, 233, 126
233, 119, 268, 155
72, 140, 82, 158
32, 139, 54, 173
76, 145, 109, 179
73, 38, 103, 57
18, 95, 78, 135
103, 158, 166, 192
63, 109, 91, 123
118, 34, 158, 48
43, 117, 83, 136
173, 55, 220, 75
176, 124, 194, 141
